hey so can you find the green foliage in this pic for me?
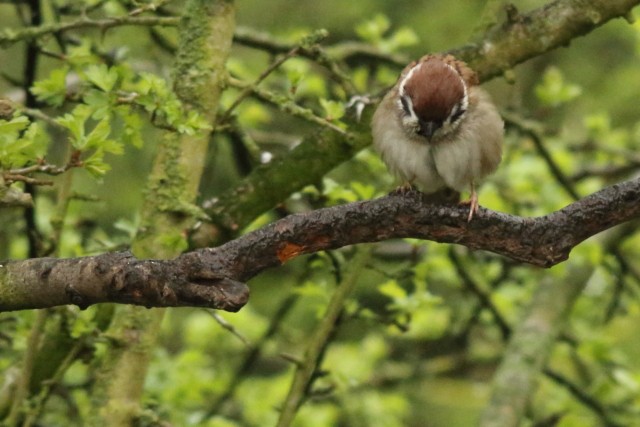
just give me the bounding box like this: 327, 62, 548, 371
132, 72, 211, 134
535, 66, 582, 107
355, 14, 418, 53
2, 2, 640, 427
0, 115, 48, 168
31, 67, 69, 106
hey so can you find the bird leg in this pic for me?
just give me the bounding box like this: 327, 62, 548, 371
460, 182, 479, 222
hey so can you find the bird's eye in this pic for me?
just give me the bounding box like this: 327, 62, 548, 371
450, 104, 466, 123
400, 95, 412, 115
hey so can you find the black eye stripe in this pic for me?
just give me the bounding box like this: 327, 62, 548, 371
450, 106, 465, 122
400, 96, 411, 114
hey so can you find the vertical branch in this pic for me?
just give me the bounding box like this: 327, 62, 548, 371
477, 261, 591, 427
21, 0, 43, 259
4, 310, 46, 425
477, 223, 634, 427
92, 1, 236, 425
276, 247, 373, 427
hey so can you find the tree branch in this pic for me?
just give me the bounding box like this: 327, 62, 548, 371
203, 0, 640, 239
454, 0, 640, 81
0, 16, 179, 45
3, 177, 639, 312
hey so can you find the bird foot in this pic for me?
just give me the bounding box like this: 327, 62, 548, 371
391, 182, 416, 195
459, 190, 479, 222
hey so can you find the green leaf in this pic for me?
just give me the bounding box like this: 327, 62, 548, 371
56, 105, 92, 148
322, 177, 358, 203
0, 117, 49, 168
355, 14, 390, 43
350, 181, 376, 199
319, 99, 345, 121
30, 67, 69, 107
378, 280, 407, 300
101, 139, 124, 155
84, 89, 111, 120
66, 38, 98, 67
83, 150, 111, 177
21, 122, 49, 159
583, 112, 610, 137
85, 64, 119, 92
385, 27, 419, 51
117, 106, 144, 148
84, 117, 112, 149
535, 67, 582, 107
0, 115, 29, 134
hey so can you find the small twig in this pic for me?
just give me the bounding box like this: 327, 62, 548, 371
200, 291, 301, 422
2, 174, 53, 186
571, 163, 640, 182
0, 16, 179, 46
449, 248, 511, 340
23, 337, 86, 426
5, 310, 47, 425
219, 47, 301, 124
3, 154, 83, 187
233, 26, 356, 96
15, 105, 65, 130
276, 247, 373, 427
226, 77, 347, 135
129, 0, 174, 17
503, 111, 580, 201
205, 310, 251, 347
543, 368, 623, 427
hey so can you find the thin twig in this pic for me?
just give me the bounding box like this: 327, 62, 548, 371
543, 368, 623, 427
233, 26, 356, 96
218, 47, 301, 124
449, 248, 511, 340
0, 16, 179, 45
205, 310, 251, 347
226, 77, 347, 135
503, 111, 581, 201
276, 247, 373, 427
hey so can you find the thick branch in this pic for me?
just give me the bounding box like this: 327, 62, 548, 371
454, 0, 640, 81
205, 0, 640, 237
0, 251, 249, 312
3, 178, 639, 312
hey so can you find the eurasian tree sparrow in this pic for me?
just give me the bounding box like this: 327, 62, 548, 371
371, 54, 503, 221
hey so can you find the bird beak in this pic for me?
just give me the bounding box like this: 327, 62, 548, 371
418, 121, 438, 141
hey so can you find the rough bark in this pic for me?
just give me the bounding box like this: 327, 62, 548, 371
205, 0, 640, 237
3, 177, 639, 312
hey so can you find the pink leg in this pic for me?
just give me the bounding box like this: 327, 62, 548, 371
460, 182, 479, 222
467, 185, 479, 222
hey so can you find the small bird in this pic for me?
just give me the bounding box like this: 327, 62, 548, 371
371, 54, 503, 221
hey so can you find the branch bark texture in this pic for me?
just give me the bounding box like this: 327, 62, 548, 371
3, 178, 639, 312
205, 0, 640, 236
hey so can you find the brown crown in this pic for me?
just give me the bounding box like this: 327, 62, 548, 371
400, 54, 478, 122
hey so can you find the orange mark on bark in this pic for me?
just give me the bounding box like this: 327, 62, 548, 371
277, 242, 305, 263
277, 236, 332, 263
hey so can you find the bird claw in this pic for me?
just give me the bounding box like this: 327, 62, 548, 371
391, 181, 415, 195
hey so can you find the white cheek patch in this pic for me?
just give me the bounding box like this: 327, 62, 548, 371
397, 94, 419, 133
441, 101, 467, 136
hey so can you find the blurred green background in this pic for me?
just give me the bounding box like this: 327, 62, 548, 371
2, 0, 640, 426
